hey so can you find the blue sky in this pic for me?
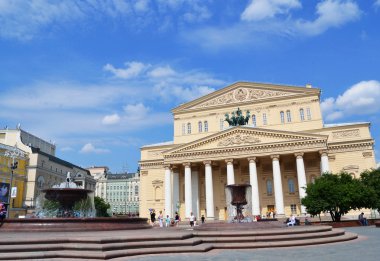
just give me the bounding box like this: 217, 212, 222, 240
1, 0, 379, 173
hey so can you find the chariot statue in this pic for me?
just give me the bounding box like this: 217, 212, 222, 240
225, 108, 250, 126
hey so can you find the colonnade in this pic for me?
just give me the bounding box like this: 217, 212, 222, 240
164, 151, 330, 219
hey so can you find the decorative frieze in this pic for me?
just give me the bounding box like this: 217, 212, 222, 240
217, 134, 261, 147
362, 152, 373, 158
332, 129, 360, 139
328, 141, 374, 153
193, 88, 296, 109
139, 160, 164, 169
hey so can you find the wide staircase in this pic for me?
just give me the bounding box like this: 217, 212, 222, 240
0, 226, 357, 260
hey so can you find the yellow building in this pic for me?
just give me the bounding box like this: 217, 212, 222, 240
139, 82, 376, 220
0, 143, 28, 218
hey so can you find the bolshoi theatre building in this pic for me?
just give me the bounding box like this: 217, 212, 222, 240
139, 82, 376, 220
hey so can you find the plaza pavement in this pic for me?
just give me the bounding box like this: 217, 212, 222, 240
1, 225, 378, 260
125, 226, 379, 261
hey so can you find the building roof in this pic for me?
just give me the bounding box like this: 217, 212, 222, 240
323, 122, 370, 128
31, 147, 90, 175
141, 141, 173, 148
107, 173, 138, 179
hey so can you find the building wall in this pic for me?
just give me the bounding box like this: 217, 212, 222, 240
139, 82, 377, 219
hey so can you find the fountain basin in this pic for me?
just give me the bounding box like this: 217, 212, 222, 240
0, 217, 151, 232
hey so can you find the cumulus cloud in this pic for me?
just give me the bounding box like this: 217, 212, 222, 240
296, 0, 361, 36
0, 0, 212, 40
148, 66, 176, 78
104, 61, 224, 102
102, 114, 121, 125
123, 103, 150, 120
375, 0, 380, 7
241, 0, 301, 21
80, 143, 110, 154
103, 61, 150, 79
321, 80, 380, 121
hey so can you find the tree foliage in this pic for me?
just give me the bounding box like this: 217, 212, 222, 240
361, 168, 380, 212
94, 196, 110, 217
301, 172, 376, 221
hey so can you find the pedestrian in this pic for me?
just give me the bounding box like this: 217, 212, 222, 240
165, 215, 171, 227
189, 212, 195, 227
358, 212, 368, 226
175, 212, 180, 226
158, 211, 164, 228
201, 215, 205, 224
150, 210, 156, 226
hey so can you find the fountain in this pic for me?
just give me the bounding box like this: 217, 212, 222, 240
37, 172, 95, 218
225, 184, 252, 223
0, 172, 151, 231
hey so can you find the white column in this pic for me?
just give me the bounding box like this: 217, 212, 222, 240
226, 159, 235, 185
191, 169, 199, 219
204, 161, 214, 219
184, 163, 192, 218
271, 155, 285, 217
248, 157, 260, 216
295, 153, 307, 215
320, 150, 330, 174
164, 166, 172, 217
172, 169, 180, 215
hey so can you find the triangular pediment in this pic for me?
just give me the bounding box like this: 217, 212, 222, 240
164, 126, 327, 155
172, 82, 320, 113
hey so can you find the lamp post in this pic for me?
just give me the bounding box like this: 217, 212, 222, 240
4, 147, 25, 218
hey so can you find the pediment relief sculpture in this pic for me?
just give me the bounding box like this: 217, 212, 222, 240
193, 88, 296, 109
217, 134, 261, 147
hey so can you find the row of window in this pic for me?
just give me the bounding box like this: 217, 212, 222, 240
182, 121, 209, 135
182, 108, 312, 133
266, 176, 316, 195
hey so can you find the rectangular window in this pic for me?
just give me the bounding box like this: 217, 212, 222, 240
198, 121, 202, 133
286, 110, 292, 122
306, 108, 312, 120
280, 111, 285, 124
204, 121, 208, 132
300, 108, 305, 121
187, 123, 191, 134
263, 113, 267, 125
290, 204, 297, 214
252, 115, 256, 127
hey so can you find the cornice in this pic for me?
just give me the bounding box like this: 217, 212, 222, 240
328, 140, 374, 153
139, 160, 164, 169
164, 139, 327, 164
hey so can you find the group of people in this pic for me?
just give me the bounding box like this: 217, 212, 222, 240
149, 209, 206, 228
150, 209, 181, 228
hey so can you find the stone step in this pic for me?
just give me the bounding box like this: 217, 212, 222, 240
0, 232, 357, 260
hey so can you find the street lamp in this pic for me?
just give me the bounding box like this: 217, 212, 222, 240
4, 147, 25, 218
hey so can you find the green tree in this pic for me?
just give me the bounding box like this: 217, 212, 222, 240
361, 168, 380, 212
301, 172, 376, 221
94, 196, 111, 217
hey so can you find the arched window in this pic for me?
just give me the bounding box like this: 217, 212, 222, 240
288, 179, 295, 193
198, 121, 202, 133
306, 108, 312, 120
263, 113, 267, 125
286, 110, 292, 122
280, 111, 285, 124
252, 114, 256, 127
204, 121, 208, 132
266, 180, 273, 195
300, 108, 305, 121
187, 123, 191, 134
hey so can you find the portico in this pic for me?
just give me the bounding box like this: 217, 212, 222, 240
161, 126, 329, 219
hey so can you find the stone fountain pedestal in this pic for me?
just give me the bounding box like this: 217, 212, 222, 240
225, 184, 252, 223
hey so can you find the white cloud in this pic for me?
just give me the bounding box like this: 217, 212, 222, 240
241, 0, 301, 21
148, 66, 176, 78
103, 61, 149, 79
60, 146, 73, 152
123, 103, 150, 121
321, 80, 380, 121
102, 114, 121, 125
296, 0, 361, 36
375, 0, 380, 7
80, 143, 110, 154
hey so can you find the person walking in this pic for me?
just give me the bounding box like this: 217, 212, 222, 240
158, 211, 164, 228
189, 212, 195, 227
174, 212, 180, 226
150, 210, 156, 226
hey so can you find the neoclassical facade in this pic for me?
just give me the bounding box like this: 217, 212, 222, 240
139, 82, 376, 220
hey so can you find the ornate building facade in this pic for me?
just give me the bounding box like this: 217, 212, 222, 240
139, 82, 376, 220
